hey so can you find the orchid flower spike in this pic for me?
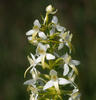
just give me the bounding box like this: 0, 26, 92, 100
24, 4, 81, 100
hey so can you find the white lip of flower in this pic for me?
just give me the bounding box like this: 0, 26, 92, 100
62, 53, 80, 76
24, 53, 41, 78
43, 69, 71, 93
26, 19, 47, 43
68, 89, 80, 100
36, 43, 55, 68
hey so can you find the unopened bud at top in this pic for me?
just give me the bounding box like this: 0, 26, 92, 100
46, 5, 53, 13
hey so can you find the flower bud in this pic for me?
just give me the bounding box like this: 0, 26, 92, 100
46, 5, 53, 13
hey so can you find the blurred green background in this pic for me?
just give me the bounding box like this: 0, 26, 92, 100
0, 0, 96, 100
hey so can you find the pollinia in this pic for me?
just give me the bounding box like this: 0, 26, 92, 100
24, 5, 81, 100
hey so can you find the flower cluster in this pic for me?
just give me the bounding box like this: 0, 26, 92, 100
24, 5, 81, 100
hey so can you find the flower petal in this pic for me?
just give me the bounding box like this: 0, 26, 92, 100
58, 43, 64, 50
27, 56, 34, 65
38, 31, 47, 39
34, 19, 41, 28
56, 25, 64, 32
27, 36, 32, 40
50, 27, 55, 35
70, 60, 80, 66
41, 55, 46, 69
53, 80, 60, 93
43, 80, 54, 90
63, 64, 69, 76
24, 79, 36, 86
36, 43, 48, 54
46, 53, 55, 60
26, 30, 35, 35
52, 16, 58, 24
68, 69, 74, 79
69, 64, 78, 75
35, 94, 38, 100
30, 53, 36, 61
68, 97, 72, 100
63, 53, 69, 60
73, 89, 79, 93
36, 56, 42, 63
58, 78, 71, 85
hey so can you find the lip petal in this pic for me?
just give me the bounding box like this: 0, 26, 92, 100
38, 31, 47, 39
46, 53, 55, 60
26, 29, 35, 35
58, 78, 71, 85
63, 64, 69, 76
43, 80, 54, 90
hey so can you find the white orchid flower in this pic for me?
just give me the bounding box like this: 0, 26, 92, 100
26, 19, 47, 44
62, 53, 80, 76
29, 86, 38, 100
43, 69, 71, 93
24, 80, 38, 100
50, 16, 72, 50
30, 86, 38, 100
58, 31, 72, 51
36, 43, 55, 68
51, 16, 66, 32
48, 16, 65, 36
24, 53, 41, 78
68, 89, 81, 100
24, 69, 45, 87
26, 19, 40, 41
30, 93, 38, 100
